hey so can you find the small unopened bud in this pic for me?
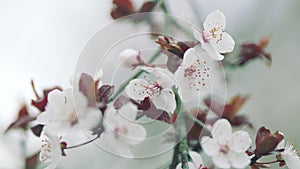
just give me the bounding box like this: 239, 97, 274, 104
119, 49, 143, 68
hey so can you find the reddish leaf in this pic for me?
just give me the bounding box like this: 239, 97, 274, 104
97, 85, 114, 106
141, 98, 171, 124
139, 1, 157, 13
79, 73, 98, 107
26, 153, 39, 169
205, 95, 249, 121
111, 0, 134, 19
5, 106, 36, 133
254, 127, 284, 156
185, 108, 207, 143
113, 95, 131, 109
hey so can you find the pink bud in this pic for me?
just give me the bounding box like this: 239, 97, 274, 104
119, 49, 142, 68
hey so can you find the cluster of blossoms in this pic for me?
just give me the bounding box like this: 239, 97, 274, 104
3, 1, 299, 169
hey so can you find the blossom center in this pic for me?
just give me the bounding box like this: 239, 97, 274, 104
220, 144, 230, 154
184, 65, 197, 77
114, 126, 128, 139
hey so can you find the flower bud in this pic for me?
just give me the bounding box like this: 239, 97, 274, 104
119, 49, 142, 68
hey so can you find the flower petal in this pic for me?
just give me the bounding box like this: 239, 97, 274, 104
189, 151, 203, 168
118, 102, 138, 121
201, 136, 219, 156
103, 107, 119, 132
203, 10, 226, 33
212, 153, 231, 169
211, 119, 232, 144
175, 66, 195, 103
285, 154, 300, 169
140, 67, 176, 88
212, 32, 235, 53
202, 42, 224, 60
193, 27, 204, 43
176, 162, 198, 169
229, 152, 251, 169
125, 123, 147, 145
125, 79, 150, 101
182, 48, 198, 66
230, 131, 252, 153
152, 88, 176, 114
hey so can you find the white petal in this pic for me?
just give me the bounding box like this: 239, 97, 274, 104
125, 79, 150, 101
212, 153, 231, 169
203, 10, 226, 33
202, 42, 224, 60
285, 154, 300, 169
229, 152, 251, 169
79, 107, 102, 131
211, 119, 232, 144
119, 49, 140, 68
118, 102, 138, 121
125, 123, 147, 145
152, 88, 176, 114
103, 107, 119, 132
94, 68, 103, 80
175, 66, 195, 103
47, 89, 66, 106
176, 162, 198, 169
189, 151, 203, 168
201, 136, 219, 156
140, 67, 176, 88
230, 131, 252, 153
277, 139, 285, 149
212, 32, 235, 53
182, 48, 198, 66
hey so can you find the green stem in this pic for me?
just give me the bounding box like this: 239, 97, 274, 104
109, 50, 161, 102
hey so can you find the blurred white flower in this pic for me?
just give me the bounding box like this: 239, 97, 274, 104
37, 88, 101, 136
126, 67, 176, 114
176, 151, 205, 169
201, 119, 252, 169
39, 132, 62, 169
175, 48, 211, 103
100, 102, 146, 157
193, 10, 235, 60
278, 139, 300, 169
119, 49, 142, 68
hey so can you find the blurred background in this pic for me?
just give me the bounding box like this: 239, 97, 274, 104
0, 0, 299, 168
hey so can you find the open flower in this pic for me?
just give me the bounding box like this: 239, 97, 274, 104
39, 132, 63, 169
175, 48, 211, 103
176, 151, 206, 169
277, 139, 300, 169
201, 119, 252, 168
193, 10, 235, 60
37, 88, 101, 136
100, 102, 146, 157
126, 67, 176, 114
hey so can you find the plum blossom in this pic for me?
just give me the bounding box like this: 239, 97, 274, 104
176, 151, 206, 169
278, 139, 300, 169
175, 48, 211, 103
119, 49, 143, 68
201, 119, 252, 168
36, 88, 101, 136
126, 67, 176, 114
100, 102, 146, 157
193, 10, 235, 60
39, 132, 63, 169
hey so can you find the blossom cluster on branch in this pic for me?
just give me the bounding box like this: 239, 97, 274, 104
3, 1, 299, 169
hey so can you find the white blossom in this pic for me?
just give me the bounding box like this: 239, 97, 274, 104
193, 10, 235, 60
201, 119, 252, 168
175, 48, 211, 103
176, 151, 205, 169
37, 88, 101, 137
119, 49, 141, 68
126, 67, 176, 114
278, 139, 300, 169
100, 102, 146, 157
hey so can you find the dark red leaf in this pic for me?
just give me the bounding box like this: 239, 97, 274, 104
79, 73, 98, 107
97, 85, 114, 106
26, 153, 39, 169
139, 1, 157, 13
111, 0, 134, 19
254, 127, 284, 156
113, 95, 131, 109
